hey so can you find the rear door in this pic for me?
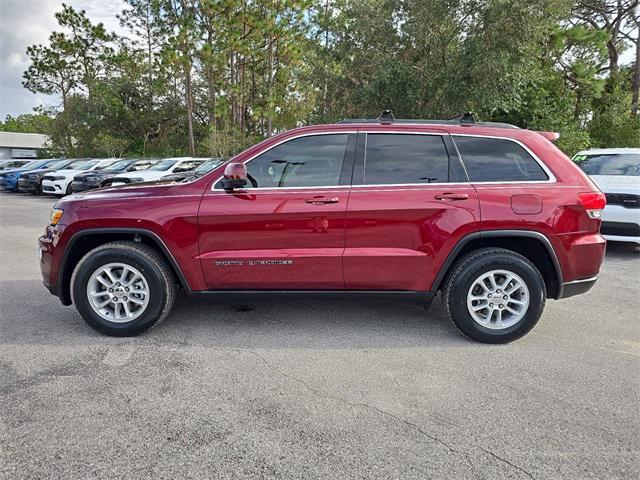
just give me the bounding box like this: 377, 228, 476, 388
198, 132, 356, 289
344, 130, 480, 291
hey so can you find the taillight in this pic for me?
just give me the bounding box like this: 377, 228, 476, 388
577, 192, 606, 219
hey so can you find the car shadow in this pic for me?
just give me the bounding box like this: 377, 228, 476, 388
605, 241, 639, 259
1, 279, 476, 350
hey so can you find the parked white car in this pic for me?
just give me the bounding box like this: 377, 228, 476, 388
574, 148, 640, 244
110, 158, 205, 186
42, 158, 119, 196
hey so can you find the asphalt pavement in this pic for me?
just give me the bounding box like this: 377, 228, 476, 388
1, 192, 639, 479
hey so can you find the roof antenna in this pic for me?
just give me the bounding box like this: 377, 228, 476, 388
377, 110, 395, 124
447, 112, 476, 124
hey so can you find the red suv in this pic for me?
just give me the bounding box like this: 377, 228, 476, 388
39, 113, 606, 343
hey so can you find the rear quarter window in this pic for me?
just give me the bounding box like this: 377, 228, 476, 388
454, 136, 549, 182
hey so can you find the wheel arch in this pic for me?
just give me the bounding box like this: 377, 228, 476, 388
57, 228, 191, 306
433, 230, 564, 299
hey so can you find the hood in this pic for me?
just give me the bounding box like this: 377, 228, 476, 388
161, 172, 190, 181
61, 181, 174, 203
20, 168, 56, 177
113, 170, 161, 180
74, 169, 123, 180
0, 166, 35, 176
590, 175, 640, 194
48, 168, 86, 178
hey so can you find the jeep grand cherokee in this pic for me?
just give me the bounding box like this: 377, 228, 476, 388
39, 113, 606, 343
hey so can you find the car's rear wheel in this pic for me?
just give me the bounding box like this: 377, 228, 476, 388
71, 241, 176, 336
442, 248, 546, 343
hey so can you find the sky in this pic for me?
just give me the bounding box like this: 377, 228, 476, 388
0, 0, 127, 118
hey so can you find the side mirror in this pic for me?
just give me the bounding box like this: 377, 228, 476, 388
221, 163, 248, 190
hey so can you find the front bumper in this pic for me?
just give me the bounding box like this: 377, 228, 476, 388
38, 224, 69, 304
601, 205, 640, 244
42, 179, 68, 195
71, 180, 100, 192
18, 178, 40, 192
0, 177, 19, 191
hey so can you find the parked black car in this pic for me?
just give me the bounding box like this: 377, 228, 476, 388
71, 158, 159, 192
160, 158, 226, 182
16, 159, 75, 194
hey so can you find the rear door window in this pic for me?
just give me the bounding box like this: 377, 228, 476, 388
454, 136, 548, 182
363, 134, 450, 185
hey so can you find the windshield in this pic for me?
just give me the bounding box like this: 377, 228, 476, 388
62, 159, 92, 170
104, 159, 135, 172
148, 159, 178, 171
24, 160, 50, 169
195, 159, 224, 174
575, 153, 640, 176
75, 160, 100, 170
93, 160, 117, 171
47, 160, 71, 169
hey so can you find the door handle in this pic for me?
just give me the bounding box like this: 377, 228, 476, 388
434, 192, 469, 201
305, 197, 339, 205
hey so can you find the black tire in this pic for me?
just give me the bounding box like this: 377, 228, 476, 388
442, 248, 546, 344
71, 241, 176, 336
65, 183, 73, 196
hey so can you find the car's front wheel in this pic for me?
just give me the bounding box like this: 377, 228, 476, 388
442, 248, 546, 343
71, 241, 176, 336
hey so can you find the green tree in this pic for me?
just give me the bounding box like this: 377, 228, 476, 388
0, 113, 53, 134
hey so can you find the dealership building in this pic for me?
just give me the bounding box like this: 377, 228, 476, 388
0, 132, 50, 159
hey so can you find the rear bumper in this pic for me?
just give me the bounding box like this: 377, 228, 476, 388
553, 232, 606, 286
557, 276, 598, 299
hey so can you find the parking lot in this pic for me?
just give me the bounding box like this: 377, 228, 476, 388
0, 192, 638, 479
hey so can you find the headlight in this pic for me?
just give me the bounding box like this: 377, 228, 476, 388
84, 176, 100, 182
25, 173, 39, 180
129, 177, 145, 183
49, 176, 66, 181
50, 208, 64, 226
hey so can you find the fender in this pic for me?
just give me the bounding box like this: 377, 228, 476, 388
431, 229, 564, 294
57, 228, 191, 306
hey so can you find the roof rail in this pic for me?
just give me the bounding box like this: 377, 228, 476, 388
336, 110, 519, 129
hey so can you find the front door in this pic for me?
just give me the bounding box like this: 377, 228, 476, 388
344, 130, 481, 291
198, 132, 356, 289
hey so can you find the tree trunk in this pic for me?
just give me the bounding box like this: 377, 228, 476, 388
184, 64, 196, 156
607, 41, 619, 75
632, 32, 640, 115
147, 17, 153, 106
266, 36, 274, 138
